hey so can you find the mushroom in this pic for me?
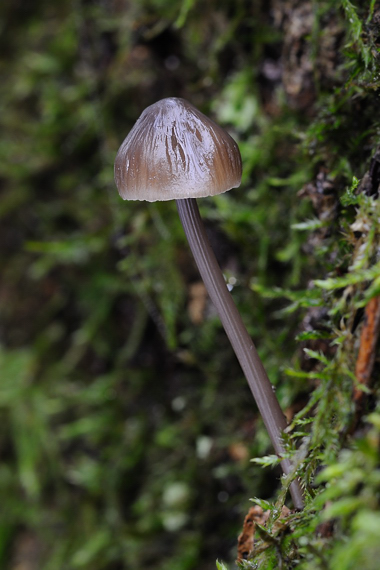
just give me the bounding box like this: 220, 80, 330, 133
114, 97, 304, 509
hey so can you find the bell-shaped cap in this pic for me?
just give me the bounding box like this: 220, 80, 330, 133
114, 97, 242, 202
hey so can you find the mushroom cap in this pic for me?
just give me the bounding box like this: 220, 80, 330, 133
114, 97, 242, 202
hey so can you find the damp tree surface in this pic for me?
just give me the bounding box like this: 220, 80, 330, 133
0, 1, 380, 569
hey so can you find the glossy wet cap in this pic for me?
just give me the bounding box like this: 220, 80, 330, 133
114, 97, 242, 202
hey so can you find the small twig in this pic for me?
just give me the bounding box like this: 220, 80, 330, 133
353, 295, 380, 413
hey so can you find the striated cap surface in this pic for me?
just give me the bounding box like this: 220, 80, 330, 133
114, 97, 242, 202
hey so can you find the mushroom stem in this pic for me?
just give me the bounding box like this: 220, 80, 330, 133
176, 197, 304, 510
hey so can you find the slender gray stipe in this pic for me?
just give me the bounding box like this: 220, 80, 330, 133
176, 197, 304, 510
